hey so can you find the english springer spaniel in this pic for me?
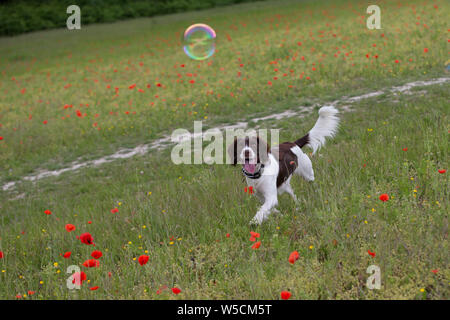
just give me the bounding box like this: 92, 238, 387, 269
227, 106, 339, 224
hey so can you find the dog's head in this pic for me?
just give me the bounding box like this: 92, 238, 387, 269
227, 136, 270, 174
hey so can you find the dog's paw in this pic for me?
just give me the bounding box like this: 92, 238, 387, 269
250, 215, 264, 225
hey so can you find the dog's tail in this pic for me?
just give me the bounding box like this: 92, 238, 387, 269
295, 106, 339, 154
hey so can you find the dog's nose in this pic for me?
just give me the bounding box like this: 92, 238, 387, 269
244, 150, 250, 158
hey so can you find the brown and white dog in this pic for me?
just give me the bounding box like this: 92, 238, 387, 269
227, 106, 339, 224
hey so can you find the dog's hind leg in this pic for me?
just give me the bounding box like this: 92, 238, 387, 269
291, 146, 314, 182
278, 178, 298, 202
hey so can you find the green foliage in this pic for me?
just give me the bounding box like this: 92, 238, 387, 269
0, 0, 262, 36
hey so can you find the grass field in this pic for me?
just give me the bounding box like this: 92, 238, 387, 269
0, 0, 449, 299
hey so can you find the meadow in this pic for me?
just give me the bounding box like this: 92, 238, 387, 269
0, 0, 448, 299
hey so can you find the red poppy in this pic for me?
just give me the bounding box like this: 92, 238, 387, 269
63, 252, 71, 259
431, 269, 438, 274
128, 84, 136, 89
138, 255, 149, 266
0, 251, 3, 258
379, 194, 389, 202
72, 271, 87, 286
110, 208, 119, 214
402, 148, 408, 151
27, 291, 35, 296
438, 169, 446, 174
44, 209, 52, 215
172, 287, 181, 294
368, 250, 376, 257
83, 259, 100, 268
90, 286, 99, 291
251, 241, 261, 249
249, 231, 260, 242
281, 291, 291, 300
226, 233, 230, 238
288, 251, 300, 264
79, 233, 94, 245
0, 136, 3, 140
65, 224, 76, 232
424, 48, 428, 53
91, 250, 102, 259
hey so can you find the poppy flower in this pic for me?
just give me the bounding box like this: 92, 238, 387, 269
251, 241, 261, 249
368, 250, 376, 257
172, 287, 181, 294
128, 84, 136, 89
249, 231, 260, 242
138, 255, 149, 266
65, 224, 76, 232
91, 250, 102, 259
72, 271, 87, 286
280, 291, 291, 300
0, 251, 3, 258
79, 233, 94, 245
90, 286, 99, 291
288, 251, 300, 264
424, 48, 428, 53
379, 194, 389, 202
431, 269, 438, 274
63, 252, 71, 259
0, 136, 3, 140
27, 291, 35, 296
44, 210, 52, 215
226, 233, 230, 238
402, 148, 408, 151
83, 259, 100, 268
110, 208, 119, 214
438, 169, 446, 174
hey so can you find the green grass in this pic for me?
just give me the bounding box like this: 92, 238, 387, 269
0, 0, 448, 181
0, 0, 449, 299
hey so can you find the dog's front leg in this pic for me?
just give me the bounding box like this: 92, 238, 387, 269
250, 182, 278, 225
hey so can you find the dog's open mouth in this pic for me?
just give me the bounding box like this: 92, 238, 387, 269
244, 159, 256, 174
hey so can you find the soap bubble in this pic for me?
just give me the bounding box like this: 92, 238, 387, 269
183, 23, 216, 60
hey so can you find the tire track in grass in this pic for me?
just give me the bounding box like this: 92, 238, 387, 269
2, 77, 449, 193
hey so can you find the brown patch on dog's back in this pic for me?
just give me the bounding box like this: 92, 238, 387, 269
272, 142, 299, 187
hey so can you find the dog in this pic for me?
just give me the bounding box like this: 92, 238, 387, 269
227, 106, 339, 224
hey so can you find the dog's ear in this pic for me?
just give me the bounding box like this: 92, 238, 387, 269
256, 136, 270, 163
227, 137, 238, 165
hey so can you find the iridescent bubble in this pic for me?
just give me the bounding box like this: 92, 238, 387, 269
183, 23, 216, 60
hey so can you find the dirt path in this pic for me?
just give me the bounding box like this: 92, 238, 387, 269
2, 77, 449, 193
